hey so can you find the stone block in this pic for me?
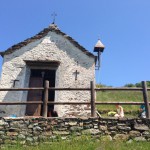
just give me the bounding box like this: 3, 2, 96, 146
83, 124, 93, 129
100, 135, 112, 141
117, 126, 131, 131
68, 122, 77, 126
134, 137, 146, 141
9, 127, 21, 132
0, 120, 9, 126
53, 131, 70, 135
99, 125, 107, 131
142, 131, 150, 138
61, 136, 67, 140
94, 125, 98, 129
33, 126, 43, 131
70, 126, 82, 132
26, 137, 34, 143
0, 131, 5, 135
58, 122, 65, 127
108, 126, 117, 131
79, 122, 83, 127
42, 131, 52, 136
129, 130, 141, 137
10, 120, 24, 127
28, 124, 34, 129
110, 131, 117, 136
134, 124, 149, 131
58, 127, 68, 131
82, 129, 100, 135
0, 126, 4, 130
7, 132, 18, 136
20, 140, 26, 145
17, 134, 26, 140
113, 134, 129, 141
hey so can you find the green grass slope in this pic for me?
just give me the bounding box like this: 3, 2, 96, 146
2, 136, 150, 150
96, 90, 150, 117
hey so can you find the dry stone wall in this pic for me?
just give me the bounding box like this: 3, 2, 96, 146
0, 117, 150, 145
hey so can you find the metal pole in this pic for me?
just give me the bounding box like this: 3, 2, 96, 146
42, 80, 49, 117
142, 81, 150, 119
90, 81, 96, 117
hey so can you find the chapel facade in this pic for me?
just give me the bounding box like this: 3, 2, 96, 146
0, 24, 96, 117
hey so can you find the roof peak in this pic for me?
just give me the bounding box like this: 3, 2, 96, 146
49, 23, 59, 30
0, 24, 96, 59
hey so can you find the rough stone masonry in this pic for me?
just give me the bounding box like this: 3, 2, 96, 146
0, 117, 150, 145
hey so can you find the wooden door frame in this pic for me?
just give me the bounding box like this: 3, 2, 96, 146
25, 60, 60, 68
25, 60, 59, 116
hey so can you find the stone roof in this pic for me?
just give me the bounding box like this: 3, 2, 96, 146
0, 24, 96, 58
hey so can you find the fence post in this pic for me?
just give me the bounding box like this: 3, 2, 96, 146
90, 81, 96, 117
42, 80, 49, 117
142, 81, 150, 119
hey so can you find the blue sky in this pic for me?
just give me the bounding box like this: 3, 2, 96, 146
0, 0, 150, 87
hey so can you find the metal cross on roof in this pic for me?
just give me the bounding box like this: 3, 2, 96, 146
51, 12, 57, 24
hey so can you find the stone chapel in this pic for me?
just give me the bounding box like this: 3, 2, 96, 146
0, 23, 97, 117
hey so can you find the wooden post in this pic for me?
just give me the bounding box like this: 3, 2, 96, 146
42, 80, 49, 117
90, 81, 96, 117
142, 81, 150, 119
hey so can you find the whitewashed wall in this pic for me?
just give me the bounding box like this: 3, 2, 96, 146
0, 31, 95, 117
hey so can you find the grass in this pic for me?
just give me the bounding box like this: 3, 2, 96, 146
1, 136, 150, 150
96, 91, 150, 117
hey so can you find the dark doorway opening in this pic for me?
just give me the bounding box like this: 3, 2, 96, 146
26, 69, 56, 117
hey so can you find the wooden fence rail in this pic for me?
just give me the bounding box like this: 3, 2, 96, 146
0, 81, 149, 118
1, 87, 150, 91
0, 101, 149, 105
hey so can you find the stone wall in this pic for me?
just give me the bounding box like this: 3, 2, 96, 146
0, 117, 150, 145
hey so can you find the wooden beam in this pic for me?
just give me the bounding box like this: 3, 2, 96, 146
142, 81, 150, 119
95, 102, 145, 105
48, 88, 90, 91
0, 101, 148, 105
42, 80, 49, 117
47, 102, 91, 105
0, 88, 44, 91
91, 81, 96, 117
95, 88, 143, 91
48, 101, 147, 105
0, 87, 149, 92
0, 101, 43, 105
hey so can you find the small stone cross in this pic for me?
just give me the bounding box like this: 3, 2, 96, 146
12, 80, 19, 87
73, 70, 80, 80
